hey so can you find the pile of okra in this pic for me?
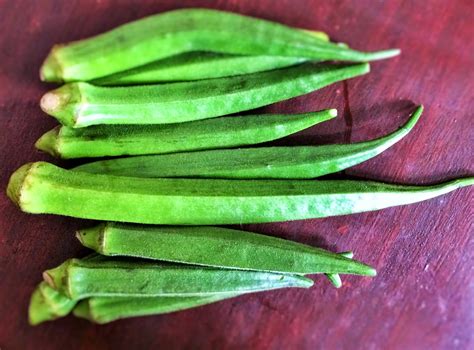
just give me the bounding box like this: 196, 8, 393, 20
6, 9, 472, 325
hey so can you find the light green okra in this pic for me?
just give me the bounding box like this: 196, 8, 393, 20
74, 106, 423, 178
7, 162, 473, 225
35, 110, 336, 159
73, 294, 242, 324
76, 223, 376, 276
28, 282, 77, 325
43, 258, 313, 300
40, 8, 398, 82
39, 63, 369, 127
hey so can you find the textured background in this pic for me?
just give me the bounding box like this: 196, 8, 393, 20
0, 1, 473, 349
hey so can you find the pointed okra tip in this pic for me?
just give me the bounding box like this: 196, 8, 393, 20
76, 223, 107, 253
35, 127, 61, 157
28, 284, 58, 326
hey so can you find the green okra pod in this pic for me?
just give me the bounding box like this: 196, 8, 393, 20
7, 162, 473, 225
73, 294, 242, 324
35, 109, 336, 159
74, 106, 423, 178
39, 63, 369, 127
43, 258, 313, 299
76, 223, 376, 276
93, 53, 309, 85
40, 8, 398, 82
28, 282, 77, 325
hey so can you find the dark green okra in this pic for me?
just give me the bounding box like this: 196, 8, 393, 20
73, 294, 242, 324
40, 8, 398, 82
7, 161, 473, 225
39, 63, 368, 127
43, 258, 313, 299
76, 223, 376, 276
35, 110, 336, 159
74, 106, 423, 178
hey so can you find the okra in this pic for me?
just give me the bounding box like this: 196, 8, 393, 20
73, 294, 242, 324
74, 106, 422, 178
93, 53, 309, 85
28, 282, 77, 325
35, 110, 336, 159
40, 8, 398, 82
39, 63, 368, 127
7, 162, 473, 225
43, 258, 313, 299
76, 223, 376, 276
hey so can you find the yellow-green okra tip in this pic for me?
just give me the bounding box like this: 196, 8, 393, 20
40, 47, 63, 82
6, 162, 35, 207
40, 84, 80, 127
76, 224, 107, 252
35, 127, 61, 157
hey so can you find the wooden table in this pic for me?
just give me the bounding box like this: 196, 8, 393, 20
0, 1, 472, 349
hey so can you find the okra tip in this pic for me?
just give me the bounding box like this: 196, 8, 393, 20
76, 223, 106, 253
40, 47, 63, 82
40, 84, 80, 127
6, 162, 35, 207
43, 260, 70, 292
28, 285, 51, 325
35, 127, 60, 158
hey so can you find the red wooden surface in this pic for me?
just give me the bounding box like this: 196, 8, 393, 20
0, 1, 473, 349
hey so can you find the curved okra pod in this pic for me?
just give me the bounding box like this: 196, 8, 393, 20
43, 258, 313, 300
28, 282, 77, 325
39, 63, 369, 127
35, 110, 336, 159
40, 8, 398, 82
74, 106, 423, 178
76, 223, 376, 276
73, 294, 242, 324
7, 161, 473, 225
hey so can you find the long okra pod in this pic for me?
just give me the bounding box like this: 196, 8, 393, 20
76, 223, 376, 276
40, 8, 398, 82
29, 282, 77, 325
93, 53, 309, 85
7, 162, 473, 225
43, 258, 313, 299
74, 106, 422, 178
39, 63, 368, 127
73, 294, 242, 324
35, 110, 336, 159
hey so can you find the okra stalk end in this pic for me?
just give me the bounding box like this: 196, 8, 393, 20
40, 47, 63, 82
35, 127, 61, 158
29, 282, 76, 325
6, 162, 35, 208
43, 260, 71, 295
76, 223, 107, 253
40, 84, 81, 127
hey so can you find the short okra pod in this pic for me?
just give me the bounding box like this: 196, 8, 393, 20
39, 63, 369, 127
74, 106, 423, 178
7, 162, 473, 225
73, 294, 242, 324
76, 223, 376, 276
43, 258, 314, 300
35, 110, 336, 159
40, 8, 398, 82
28, 282, 77, 325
